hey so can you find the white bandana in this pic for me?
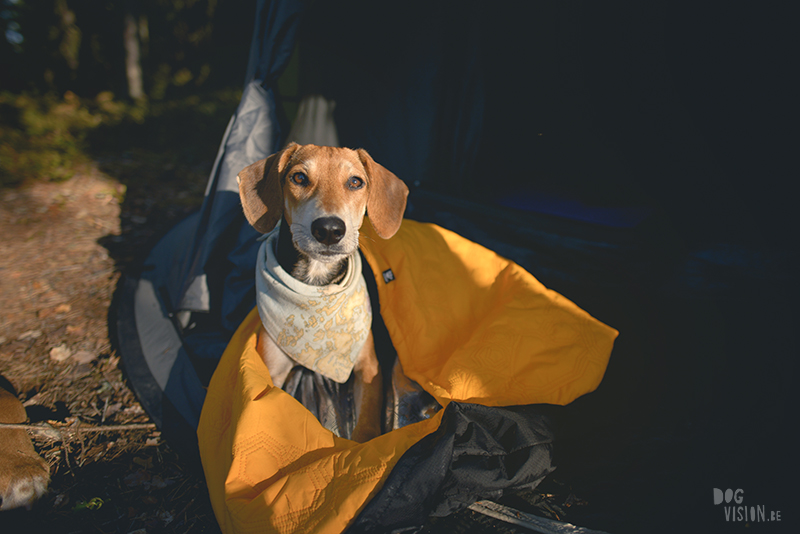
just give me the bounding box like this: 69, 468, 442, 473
255, 224, 372, 383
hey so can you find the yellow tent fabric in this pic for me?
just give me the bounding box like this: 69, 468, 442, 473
198, 219, 618, 534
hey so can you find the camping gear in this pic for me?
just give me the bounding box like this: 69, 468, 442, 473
198, 220, 616, 534
115, 1, 619, 532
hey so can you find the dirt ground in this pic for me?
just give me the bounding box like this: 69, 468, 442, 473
0, 163, 220, 533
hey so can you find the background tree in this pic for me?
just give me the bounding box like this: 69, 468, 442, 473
123, 0, 144, 100
1, 0, 253, 100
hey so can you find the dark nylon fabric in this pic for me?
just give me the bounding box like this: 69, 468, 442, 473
351, 261, 554, 531
347, 403, 555, 534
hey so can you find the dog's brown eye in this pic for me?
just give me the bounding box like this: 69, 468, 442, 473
290, 172, 309, 186
348, 176, 364, 190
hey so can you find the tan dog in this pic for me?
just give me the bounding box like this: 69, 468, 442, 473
237, 143, 408, 442
0, 378, 49, 511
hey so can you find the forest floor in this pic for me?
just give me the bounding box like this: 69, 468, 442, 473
0, 156, 221, 533
0, 88, 232, 533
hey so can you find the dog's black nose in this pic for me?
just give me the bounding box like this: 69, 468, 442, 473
311, 217, 346, 246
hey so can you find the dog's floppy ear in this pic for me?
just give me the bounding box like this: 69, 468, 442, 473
357, 149, 409, 239
237, 143, 299, 233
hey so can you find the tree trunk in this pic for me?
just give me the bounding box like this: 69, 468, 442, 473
123, 0, 144, 100
55, 0, 81, 80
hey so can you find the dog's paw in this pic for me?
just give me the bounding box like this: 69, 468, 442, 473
0, 431, 50, 511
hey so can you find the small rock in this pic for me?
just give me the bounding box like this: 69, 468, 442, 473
50, 344, 72, 361
53, 493, 69, 508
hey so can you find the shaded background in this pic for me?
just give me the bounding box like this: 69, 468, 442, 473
1, 1, 796, 533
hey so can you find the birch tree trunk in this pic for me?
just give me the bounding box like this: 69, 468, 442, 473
123, 0, 144, 100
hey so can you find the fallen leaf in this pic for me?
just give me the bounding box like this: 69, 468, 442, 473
103, 402, 123, 418
19, 329, 43, 341
66, 324, 84, 335
123, 405, 145, 415
133, 456, 153, 469
50, 344, 72, 361
55, 303, 72, 314
33, 423, 62, 441
72, 350, 96, 364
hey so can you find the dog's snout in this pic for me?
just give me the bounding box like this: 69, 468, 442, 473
311, 217, 346, 246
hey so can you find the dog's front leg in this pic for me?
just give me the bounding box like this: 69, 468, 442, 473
0, 385, 49, 510
351, 331, 382, 443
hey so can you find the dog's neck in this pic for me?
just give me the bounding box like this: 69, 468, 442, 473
276, 218, 348, 286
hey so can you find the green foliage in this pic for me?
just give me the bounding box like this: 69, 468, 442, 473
1, 1, 253, 187
1, 91, 103, 186
0, 88, 241, 188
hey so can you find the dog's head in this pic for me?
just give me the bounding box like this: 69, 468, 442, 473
237, 143, 408, 263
